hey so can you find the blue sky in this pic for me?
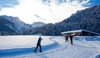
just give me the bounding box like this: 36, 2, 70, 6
0, 0, 19, 10
0, 0, 100, 24
88, 0, 100, 6
0, 0, 100, 8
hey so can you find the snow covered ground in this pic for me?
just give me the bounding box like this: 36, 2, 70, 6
0, 36, 100, 58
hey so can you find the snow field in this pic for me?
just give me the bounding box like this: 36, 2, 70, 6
0, 36, 54, 50
0, 36, 100, 58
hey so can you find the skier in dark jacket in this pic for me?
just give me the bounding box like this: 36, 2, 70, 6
34, 36, 43, 52
69, 34, 74, 45
65, 36, 69, 43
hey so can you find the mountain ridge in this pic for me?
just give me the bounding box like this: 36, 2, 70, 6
0, 15, 47, 35
22, 5, 100, 35
0, 15, 33, 35
31, 22, 46, 28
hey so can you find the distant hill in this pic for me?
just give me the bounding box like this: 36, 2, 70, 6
31, 22, 46, 28
0, 15, 32, 35
0, 18, 15, 34
22, 5, 100, 35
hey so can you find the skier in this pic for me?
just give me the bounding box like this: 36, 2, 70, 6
69, 34, 74, 45
65, 36, 69, 43
34, 36, 43, 52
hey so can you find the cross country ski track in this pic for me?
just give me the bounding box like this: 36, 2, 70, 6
0, 36, 100, 58
0, 36, 59, 57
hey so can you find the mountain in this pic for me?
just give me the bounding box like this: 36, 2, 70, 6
31, 22, 46, 28
22, 5, 100, 35
0, 15, 32, 35
61, 5, 100, 32
0, 18, 16, 34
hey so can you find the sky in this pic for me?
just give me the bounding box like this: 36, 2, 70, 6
0, 0, 100, 24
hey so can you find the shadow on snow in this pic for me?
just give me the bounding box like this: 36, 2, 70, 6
0, 37, 59, 57
96, 54, 100, 58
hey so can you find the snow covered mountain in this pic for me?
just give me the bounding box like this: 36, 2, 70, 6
31, 22, 46, 28
0, 15, 32, 34
23, 5, 100, 35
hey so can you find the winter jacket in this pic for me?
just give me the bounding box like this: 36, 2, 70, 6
65, 36, 68, 39
37, 38, 42, 44
69, 34, 74, 38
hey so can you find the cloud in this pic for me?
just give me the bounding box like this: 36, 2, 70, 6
0, 0, 91, 24
81, 0, 90, 5
6, 4, 14, 7
34, 14, 46, 21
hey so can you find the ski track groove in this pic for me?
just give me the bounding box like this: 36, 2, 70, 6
74, 38, 100, 58
0, 36, 100, 58
0, 36, 60, 57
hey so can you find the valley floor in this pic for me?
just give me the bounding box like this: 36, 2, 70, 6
0, 36, 100, 58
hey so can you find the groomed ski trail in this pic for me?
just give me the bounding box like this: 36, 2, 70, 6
0, 36, 59, 57
0, 36, 100, 58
